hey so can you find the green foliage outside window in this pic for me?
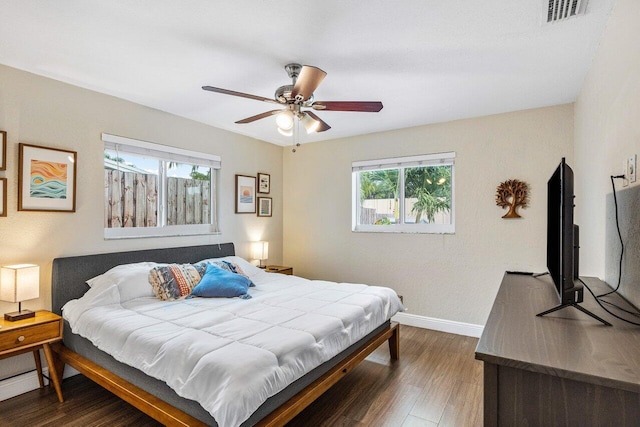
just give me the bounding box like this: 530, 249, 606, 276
359, 165, 451, 224
405, 166, 451, 223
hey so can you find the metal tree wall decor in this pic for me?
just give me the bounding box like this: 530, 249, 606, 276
495, 179, 529, 219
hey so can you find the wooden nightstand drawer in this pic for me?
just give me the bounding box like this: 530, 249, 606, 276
0, 320, 61, 353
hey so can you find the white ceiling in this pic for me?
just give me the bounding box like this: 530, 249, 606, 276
0, 1, 616, 146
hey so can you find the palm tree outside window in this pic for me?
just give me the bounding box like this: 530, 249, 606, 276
352, 152, 455, 234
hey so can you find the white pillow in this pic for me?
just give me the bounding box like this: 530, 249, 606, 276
86, 261, 160, 302
198, 256, 263, 279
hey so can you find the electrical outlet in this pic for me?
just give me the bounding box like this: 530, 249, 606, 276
629, 154, 637, 183
623, 159, 629, 187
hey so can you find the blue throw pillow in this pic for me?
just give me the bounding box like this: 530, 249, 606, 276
189, 264, 252, 299
208, 260, 255, 287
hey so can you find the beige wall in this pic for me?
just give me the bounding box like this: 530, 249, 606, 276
283, 104, 574, 325
0, 64, 283, 378
574, 0, 640, 277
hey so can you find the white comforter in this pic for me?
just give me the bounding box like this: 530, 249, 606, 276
63, 258, 403, 427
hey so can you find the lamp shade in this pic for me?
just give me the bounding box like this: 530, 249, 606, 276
251, 241, 269, 261
275, 111, 294, 130
0, 264, 40, 303
277, 126, 293, 137
302, 113, 320, 134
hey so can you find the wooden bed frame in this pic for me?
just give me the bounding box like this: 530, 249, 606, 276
50, 243, 400, 426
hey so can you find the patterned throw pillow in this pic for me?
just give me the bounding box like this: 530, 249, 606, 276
149, 263, 207, 301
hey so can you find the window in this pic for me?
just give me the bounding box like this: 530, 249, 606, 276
103, 133, 221, 239
352, 152, 455, 233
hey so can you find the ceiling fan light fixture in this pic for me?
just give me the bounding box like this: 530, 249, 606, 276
277, 126, 293, 136
275, 110, 294, 130
302, 113, 320, 134
203, 63, 383, 137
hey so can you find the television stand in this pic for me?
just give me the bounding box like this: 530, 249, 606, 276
536, 302, 612, 326
476, 274, 640, 426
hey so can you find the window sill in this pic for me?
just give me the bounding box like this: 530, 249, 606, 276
352, 225, 455, 234
104, 225, 221, 240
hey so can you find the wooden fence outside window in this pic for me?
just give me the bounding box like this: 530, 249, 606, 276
105, 170, 211, 228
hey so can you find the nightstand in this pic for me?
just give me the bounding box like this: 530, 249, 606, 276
265, 265, 293, 275
0, 311, 64, 402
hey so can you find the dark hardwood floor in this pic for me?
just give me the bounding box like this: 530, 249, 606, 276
0, 326, 482, 426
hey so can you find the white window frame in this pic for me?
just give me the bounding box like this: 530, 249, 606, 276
103, 133, 221, 239
352, 152, 455, 234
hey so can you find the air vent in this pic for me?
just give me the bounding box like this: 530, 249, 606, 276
547, 0, 587, 23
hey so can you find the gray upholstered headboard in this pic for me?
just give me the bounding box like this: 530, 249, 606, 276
51, 243, 235, 315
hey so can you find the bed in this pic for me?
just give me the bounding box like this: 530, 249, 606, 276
50, 243, 402, 426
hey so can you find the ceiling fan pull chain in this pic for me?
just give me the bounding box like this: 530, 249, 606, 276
292, 117, 301, 153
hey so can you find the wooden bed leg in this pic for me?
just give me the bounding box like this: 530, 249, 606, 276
50, 343, 66, 389
388, 323, 399, 360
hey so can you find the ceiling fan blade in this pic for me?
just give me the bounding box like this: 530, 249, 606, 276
305, 111, 331, 132
235, 109, 284, 124
202, 86, 279, 105
312, 101, 383, 112
291, 66, 327, 102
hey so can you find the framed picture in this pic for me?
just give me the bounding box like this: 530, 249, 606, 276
257, 172, 270, 194
257, 197, 272, 217
18, 143, 77, 212
235, 174, 256, 213
0, 130, 6, 171
0, 178, 6, 217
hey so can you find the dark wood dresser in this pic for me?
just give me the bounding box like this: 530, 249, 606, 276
476, 273, 640, 426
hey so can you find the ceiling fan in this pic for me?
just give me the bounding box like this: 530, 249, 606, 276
202, 63, 383, 136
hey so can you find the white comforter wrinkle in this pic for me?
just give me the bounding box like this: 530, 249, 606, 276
63, 270, 404, 427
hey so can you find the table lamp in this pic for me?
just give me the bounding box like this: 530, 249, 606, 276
251, 241, 269, 268
1, 264, 40, 321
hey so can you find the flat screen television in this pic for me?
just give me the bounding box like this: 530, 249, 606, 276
546, 157, 584, 304
539, 158, 610, 325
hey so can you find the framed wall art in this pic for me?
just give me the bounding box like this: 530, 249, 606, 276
235, 174, 256, 214
257, 172, 270, 194
0, 178, 6, 217
0, 130, 6, 171
18, 143, 77, 212
257, 197, 272, 217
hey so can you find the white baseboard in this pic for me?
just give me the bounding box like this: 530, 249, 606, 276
392, 312, 484, 338
0, 365, 80, 402
0, 368, 49, 402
